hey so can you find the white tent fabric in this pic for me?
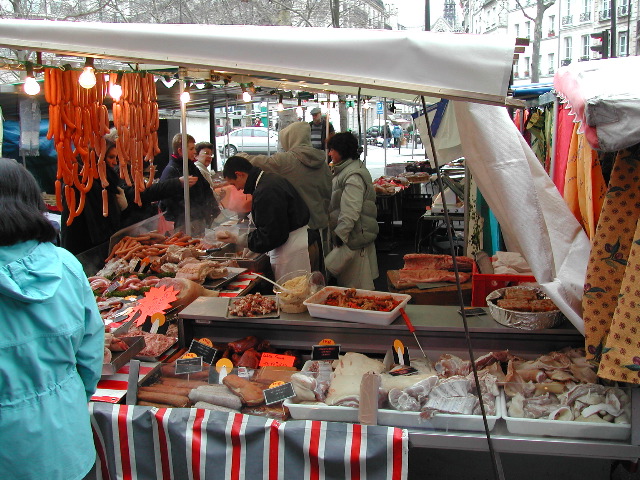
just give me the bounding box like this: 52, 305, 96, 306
554, 56, 640, 152
0, 20, 515, 105
454, 102, 590, 333
415, 102, 463, 165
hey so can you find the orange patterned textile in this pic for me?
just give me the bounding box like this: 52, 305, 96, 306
583, 145, 640, 383
564, 125, 606, 239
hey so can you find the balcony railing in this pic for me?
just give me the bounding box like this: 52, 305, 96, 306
600, 9, 611, 20
579, 12, 591, 21
579, 55, 590, 61
618, 5, 629, 16
562, 15, 573, 25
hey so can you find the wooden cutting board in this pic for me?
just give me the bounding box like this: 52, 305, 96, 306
386, 270, 472, 306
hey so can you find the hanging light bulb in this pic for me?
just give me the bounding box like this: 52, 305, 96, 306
180, 81, 191, 103
78, 58, 96, 89
109, 73, 123, 101
277, 94, 284, 111
296, 106, 303, 117
23, 62, 40, 95
242, 90, 252, 102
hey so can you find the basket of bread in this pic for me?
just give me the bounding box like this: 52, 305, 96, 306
486, 286, 564, 330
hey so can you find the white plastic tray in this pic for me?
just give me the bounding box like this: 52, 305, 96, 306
501, 392, 631, 440
284, 394, 500, 432
303, 286, 411, 325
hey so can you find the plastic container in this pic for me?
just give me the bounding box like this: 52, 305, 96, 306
471, 262, 536, 307
501, 392, 631, 440
284, 394, 500, 432
273, 270, 313, 314
303, 286, 410, 325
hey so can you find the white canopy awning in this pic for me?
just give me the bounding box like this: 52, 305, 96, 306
0, 20, 515, 105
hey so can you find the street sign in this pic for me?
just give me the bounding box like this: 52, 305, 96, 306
376, 101, 384, 115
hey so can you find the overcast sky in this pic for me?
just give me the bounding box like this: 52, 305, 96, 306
384, 0, 446, 30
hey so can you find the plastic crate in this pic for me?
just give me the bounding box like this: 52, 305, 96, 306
471, 262, 537, 307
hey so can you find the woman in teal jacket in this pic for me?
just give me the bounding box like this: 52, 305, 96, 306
0, 158, 104, 480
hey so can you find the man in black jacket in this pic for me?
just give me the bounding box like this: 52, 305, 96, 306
159, 133, 220, 236
217, 155, 311, 280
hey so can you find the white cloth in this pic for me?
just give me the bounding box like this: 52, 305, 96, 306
454, 101, 590, 334
268, 225, 311, 282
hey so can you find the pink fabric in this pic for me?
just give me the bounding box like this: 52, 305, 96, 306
552, 107, 574, 196
553, 69, 600, 150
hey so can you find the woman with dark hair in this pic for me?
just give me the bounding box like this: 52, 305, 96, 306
325, 133, 379, 289
0, 158, 104, 480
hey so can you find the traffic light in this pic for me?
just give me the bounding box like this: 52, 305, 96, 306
590, 30, 609, 59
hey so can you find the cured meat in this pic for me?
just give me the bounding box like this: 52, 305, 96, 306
120, 331, 176, 357
188, 385, 243, 410
395, 269, 470, 287
402, 254, 474, 272
156, 277, 219, 310
228, 335, 260, 354
236, 348, 261, 368
175, 260, 228, 283
223, 374, 265, 406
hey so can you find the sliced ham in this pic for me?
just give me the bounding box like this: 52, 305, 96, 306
402, 254, 474, 272
396, 268, 470, 287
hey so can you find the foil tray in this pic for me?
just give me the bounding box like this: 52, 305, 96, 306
486, 287, 564, 330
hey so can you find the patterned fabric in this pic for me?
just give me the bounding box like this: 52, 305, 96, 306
583, 145, 640, 383
87, 403, 409, 480
563, 125, 606, 239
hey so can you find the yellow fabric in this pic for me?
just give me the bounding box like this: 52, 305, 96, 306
563, 124, 606, 239
599, 216, 640, 383
582, 146, 640, 384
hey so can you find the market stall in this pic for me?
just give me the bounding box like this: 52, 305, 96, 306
1, 19, 638, 479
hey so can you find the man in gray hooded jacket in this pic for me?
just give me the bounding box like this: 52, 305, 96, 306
243, 121, 332, 272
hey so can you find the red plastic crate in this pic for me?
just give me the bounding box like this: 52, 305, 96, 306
471, 262, 537, 307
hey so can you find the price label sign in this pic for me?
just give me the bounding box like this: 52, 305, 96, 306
392, 339, 410, 366
312, 344, 341, 361
175, 356, 203, 375
263, 382, 296, 405
258, 352, 296, 368
188, 339, 217, 365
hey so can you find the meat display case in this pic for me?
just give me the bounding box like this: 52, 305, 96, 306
178, 298, 640, 462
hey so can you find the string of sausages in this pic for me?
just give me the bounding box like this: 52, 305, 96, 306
45, 68, 110, 225
112, 72, 161, 208
44, 68, 161, 224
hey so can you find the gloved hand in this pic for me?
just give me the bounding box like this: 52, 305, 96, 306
216, 229, 238, 244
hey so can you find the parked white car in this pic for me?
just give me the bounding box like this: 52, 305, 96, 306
216, 127, 279, 157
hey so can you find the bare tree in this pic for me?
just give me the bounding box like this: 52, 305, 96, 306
514, 0, 555, 83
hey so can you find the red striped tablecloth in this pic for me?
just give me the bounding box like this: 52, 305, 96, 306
88, 403, 408, 480
91, 362, 157, 403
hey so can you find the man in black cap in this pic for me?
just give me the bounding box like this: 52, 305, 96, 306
309, 107, 335, 151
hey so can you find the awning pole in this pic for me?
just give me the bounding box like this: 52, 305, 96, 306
179, 75, 191, 236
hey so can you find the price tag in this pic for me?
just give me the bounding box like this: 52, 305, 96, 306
175, 356, 203, 375
258, 352, 296, 368
150, 312, 165, 334
105, 280, 122, 295
388, 366, 419, 376
188, 339, 217, 365
263, 382, 296, 405
318, 338, 335, 345
312, 344, 341, 361
237, 367, 249, 378
392, 339, 410, 366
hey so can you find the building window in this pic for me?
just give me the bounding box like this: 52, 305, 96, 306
564, 36, 573, 60
524, 56, 530, 76
548, 15, 555, 34
514, 62, 519, 77
525, 21, 530, 38
619, 31, 628, 56
515, 23, 520, 36
581, 34, 590, 58
548, 53, 555, 74
566, 0, 571, 14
